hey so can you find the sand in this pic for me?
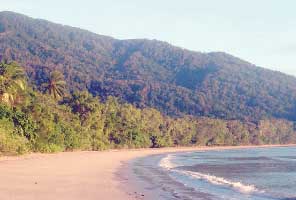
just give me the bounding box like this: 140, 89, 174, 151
0, 144, 295, 200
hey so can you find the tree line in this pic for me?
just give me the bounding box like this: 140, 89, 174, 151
1, 61, 296, 155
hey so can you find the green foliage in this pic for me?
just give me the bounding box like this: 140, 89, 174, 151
36, 143, 64, 153
150, 135, 170, 148
2, 12, 296, 155
28, 93, 82, 152
42, 70, 66, 100
11, 109, 38, 143
1, 59, 296, 155
0, 61, 26, 107
0, 118, 29, 155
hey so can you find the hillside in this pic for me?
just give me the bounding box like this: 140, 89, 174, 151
1, 11, 296, 121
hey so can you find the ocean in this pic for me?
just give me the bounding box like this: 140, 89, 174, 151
130, 147, 296, 200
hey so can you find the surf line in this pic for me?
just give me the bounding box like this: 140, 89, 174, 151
159, 154, 263, 194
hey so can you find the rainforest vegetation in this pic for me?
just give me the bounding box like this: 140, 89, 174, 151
1, 61, 296, 155
1, 12, 296, 155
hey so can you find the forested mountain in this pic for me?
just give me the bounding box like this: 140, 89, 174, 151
1, 11, 296, 121
1, 11, 296, 155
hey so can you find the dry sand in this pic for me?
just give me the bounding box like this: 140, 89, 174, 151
0, 144, 295, 200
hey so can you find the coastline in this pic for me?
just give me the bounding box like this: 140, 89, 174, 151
0, 144, 295, 200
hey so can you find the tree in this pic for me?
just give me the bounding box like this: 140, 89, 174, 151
43, 70, 66, 99
0, 61, 26, 106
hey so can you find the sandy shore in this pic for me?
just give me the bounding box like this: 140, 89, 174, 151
0, 144, 295, 200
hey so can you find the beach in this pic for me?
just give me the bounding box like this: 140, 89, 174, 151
0, 145, 295, 200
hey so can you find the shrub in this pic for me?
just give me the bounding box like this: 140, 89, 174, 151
0, 119, 29, 155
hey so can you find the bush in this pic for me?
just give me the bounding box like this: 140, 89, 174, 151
36, 143, 64, 153
0, 119, 29, 155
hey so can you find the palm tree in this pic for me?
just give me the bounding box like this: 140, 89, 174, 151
43, 70, 66, 99
0, 61, 26, 106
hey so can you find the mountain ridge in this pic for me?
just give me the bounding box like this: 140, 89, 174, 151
1, 11, 296, 121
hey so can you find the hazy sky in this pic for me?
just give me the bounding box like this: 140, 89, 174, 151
1, 0, 296, 76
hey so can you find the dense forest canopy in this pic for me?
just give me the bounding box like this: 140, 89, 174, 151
1, 11, 296, 121
0, 61, 296, 155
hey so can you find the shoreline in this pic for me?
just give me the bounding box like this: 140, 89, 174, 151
0, 144, 295, 200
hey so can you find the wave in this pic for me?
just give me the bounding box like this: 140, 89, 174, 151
159, 154, 177, 170
159, 154, 262, 194
178, 170, 259, 194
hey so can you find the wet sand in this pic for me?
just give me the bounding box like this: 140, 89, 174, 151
0, 145, 295, 200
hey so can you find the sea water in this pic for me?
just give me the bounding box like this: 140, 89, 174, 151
132, 147, 296, 200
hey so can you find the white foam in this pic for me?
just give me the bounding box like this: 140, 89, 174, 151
159, 154, 176, 170
159, 154, 262, 194
179, 170, 259, 194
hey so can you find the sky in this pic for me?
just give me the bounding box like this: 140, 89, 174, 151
0, 0, 296, 76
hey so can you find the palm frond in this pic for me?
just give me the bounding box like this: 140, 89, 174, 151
43, 70, 67, 100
